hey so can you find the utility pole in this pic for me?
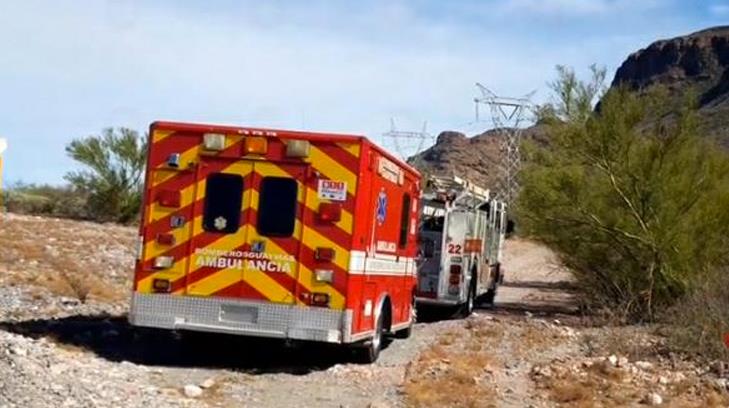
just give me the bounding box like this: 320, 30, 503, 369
473, 84, 534, 204
382, 118, 434, 167
0, 138, 7, 210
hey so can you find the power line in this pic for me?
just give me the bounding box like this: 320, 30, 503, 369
473, 83, 535, 204
382, 118, 434, 167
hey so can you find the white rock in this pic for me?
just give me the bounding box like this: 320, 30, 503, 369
713, 378, 728, 391
183, 384, 203, 398
9, 346, 27, 357
200, 378, 215, 389
607, 355, 618, 366
617, 357, 629, 368
635, 361, 653, 370
658, 376, 669, 385
644, 392, 663, 405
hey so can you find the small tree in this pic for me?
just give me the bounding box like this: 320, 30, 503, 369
518, 67, 729, 321
65, 128, 147, 223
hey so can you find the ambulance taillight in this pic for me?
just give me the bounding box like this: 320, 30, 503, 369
318, 203, 342, 222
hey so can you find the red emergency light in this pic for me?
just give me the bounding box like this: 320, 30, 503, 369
315, 247, 335, 262
318, 203, 342, 222
156, 233, 176, 245
156, 190, 181, 208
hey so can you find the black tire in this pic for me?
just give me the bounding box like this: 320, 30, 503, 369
480, 289, 496, 306
457, 279, 476, 318
353, 312, 384, 364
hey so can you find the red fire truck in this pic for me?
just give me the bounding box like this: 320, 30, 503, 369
129, 121, 420, 362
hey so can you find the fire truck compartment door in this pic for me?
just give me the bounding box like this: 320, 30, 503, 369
186, 158, 305, 305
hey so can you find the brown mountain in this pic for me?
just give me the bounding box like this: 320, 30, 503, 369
612, 26, 729, 145
409, 125, 548, 190
410, 26, 729, 187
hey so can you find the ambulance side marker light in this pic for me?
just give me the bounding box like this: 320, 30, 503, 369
315, 247, 335, 262
203, 133, 226, 151
286, 140, 310, 158
244, 136, 268, 155
152, 279, 171, 293
153, 256, 174, 269
166, 153, 181, 168
318, 203, 342, 222
311, 292, 330, 306
314, 269, 334, 283
156, 233, 176, 245
156, 190, 181, 207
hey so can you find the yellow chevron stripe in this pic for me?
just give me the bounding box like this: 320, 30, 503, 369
252, 162, 348, 309
152, 130, 174, 143
336, 142, 361, 158
254, 162, 354, 233
179, 164, 303, 303
150, 133, 242, 187
150, 146, 202, 187
140, 151, 355, 307
308, 146, 358, 196
301, 225, 349, 272
255, 233, 345, 309
146, 182, 197, 223
143, 214, 202, 260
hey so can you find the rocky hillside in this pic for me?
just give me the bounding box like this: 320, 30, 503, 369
412, 26, 729, 186
613, 26, 729, 145
409, 125, 548, 190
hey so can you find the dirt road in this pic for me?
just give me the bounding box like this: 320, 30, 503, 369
1, 214, 726, 407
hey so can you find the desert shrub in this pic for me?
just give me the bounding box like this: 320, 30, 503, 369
3, 183, 89, 219
65, 127, 146, 224
517, 70, 729, 321
667, 267, 729, 361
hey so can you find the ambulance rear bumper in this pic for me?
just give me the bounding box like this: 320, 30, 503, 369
129, 293, 356, 344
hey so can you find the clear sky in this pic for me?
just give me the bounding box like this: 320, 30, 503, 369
0, 0, 726, 185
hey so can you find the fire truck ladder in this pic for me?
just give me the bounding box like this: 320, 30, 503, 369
424, 175, 490, 210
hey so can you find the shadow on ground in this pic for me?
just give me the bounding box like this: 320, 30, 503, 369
500, 280, 578, 291
0, 314, 368, 374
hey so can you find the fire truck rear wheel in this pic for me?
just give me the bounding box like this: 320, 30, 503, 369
481, 288, 496, 305
457, 279, 476, 318
353, 312, 384, 364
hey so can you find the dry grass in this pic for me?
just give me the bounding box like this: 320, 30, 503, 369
0, 214, 133, 303
537, 362, 640, 407
403, 321, 503, 408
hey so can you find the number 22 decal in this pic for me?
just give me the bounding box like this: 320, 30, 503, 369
447, 243, 462, 254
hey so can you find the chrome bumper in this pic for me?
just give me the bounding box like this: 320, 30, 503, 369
129, 293, 355, 344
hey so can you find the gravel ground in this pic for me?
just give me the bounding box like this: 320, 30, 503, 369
1, 214, 727, 407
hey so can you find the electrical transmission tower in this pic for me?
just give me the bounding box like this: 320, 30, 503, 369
474, 83, 535, 204
382, 118, 434, 167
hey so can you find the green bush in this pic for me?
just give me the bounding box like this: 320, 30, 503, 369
3, 183, 89, 219
65, 127, 147, 224
517, 83, 729, 321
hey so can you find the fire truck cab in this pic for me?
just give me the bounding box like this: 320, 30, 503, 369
130, 121, 420, 362
415, 175, 507, 316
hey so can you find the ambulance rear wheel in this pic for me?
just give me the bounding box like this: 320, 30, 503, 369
353, 313, 384, 364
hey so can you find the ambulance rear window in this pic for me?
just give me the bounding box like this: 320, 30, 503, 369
257, 177, 298, 237
202, 173, 244, 234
